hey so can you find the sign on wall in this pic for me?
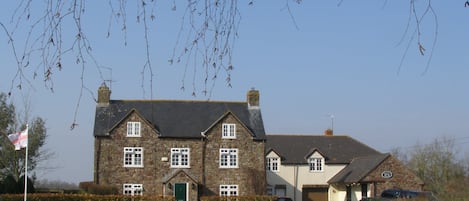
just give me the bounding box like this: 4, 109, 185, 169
381, 171, 393, 179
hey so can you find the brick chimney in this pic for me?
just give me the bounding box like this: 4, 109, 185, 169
324, 128, 333, 136
97, 83, 111, 106
247, 88, 260, 109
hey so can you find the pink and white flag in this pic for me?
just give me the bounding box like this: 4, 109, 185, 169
8, 128, 28, 150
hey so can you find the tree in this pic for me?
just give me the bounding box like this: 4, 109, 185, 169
35, 179, 78, 190
0, 93, 48, 184
393, 137, 469, 201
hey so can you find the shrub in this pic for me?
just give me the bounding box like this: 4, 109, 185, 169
79, 183, 118, 195
0, 194, 174, 201
78, 181, 94, 192
201, 195, 276, 201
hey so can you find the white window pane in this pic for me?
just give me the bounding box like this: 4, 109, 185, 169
124, 147, 143, 167
222, 124, 236, 139
171, 148, 190, 167
220, 149, 237, 168
220, 185, 238, 197
135, 123, 140, 135
127, 122, 141, 137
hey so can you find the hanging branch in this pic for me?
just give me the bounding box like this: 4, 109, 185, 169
2, 0, 243, 128
169, 0, 241, 97
397, 0, 438, 75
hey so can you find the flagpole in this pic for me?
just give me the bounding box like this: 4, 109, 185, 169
23, 124, 28, 201
7, 124, 29, 200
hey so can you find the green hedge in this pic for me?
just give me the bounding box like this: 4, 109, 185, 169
200, 195, 276, 201
0, 194, 174, 201
78, 183, 118, 195
1, 194, 274, 201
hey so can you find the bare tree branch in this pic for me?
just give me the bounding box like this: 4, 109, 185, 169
169, 0, 240, 97
1, 0, 442, 130
397, 0, 438, 75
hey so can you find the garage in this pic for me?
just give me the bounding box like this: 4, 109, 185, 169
302, 186, 328, 201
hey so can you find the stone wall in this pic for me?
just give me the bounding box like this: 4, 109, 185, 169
95, 111, 168, 194
363, 155, 423, 196
203, 113, 266, 196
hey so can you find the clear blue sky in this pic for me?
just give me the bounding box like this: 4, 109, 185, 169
1, 1, 469, 183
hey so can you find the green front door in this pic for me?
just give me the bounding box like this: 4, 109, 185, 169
175, 183, 187, 201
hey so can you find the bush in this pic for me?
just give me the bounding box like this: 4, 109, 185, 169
0, 175, 35, 194
0, 194, 174, 201
201, 195, 276, 201
78, 182, 93, 192
78, 183, 118, 195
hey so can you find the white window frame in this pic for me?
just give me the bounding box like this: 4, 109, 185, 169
127, 122, 141, 137
267, 157, 279, 172
123, 184, 143, 195
171, 148, 190, 168
220, 185, 238, 197
222, 123, 236, 139
124, 147, 144, 167
219, 148, 238, 168
309, 157, 324, 172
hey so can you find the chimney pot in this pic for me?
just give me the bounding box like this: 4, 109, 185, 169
325, 128, 333, 136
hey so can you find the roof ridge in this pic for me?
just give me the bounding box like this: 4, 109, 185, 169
267, 134, 350, 137
111, 99, 246, 104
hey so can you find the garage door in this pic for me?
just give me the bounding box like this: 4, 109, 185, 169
302, 187, 328, 201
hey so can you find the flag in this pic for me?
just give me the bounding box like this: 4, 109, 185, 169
8, 127, 28, 150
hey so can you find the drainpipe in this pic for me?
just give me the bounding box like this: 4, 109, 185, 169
294, 165, 299, 201
94, 137, 101, 184
201, 132, 207, 196
163, 183, 166, 199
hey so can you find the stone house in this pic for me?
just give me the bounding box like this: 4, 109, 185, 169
265, 132, 423, 201
93, 84, 266, 201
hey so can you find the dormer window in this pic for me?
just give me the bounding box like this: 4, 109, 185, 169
309, 157, 324, 172
222, 123, 236, 139
267, 157, 279, 172
127, 122, 141, 137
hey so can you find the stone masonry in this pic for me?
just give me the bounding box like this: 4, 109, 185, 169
94, 100, 266, 201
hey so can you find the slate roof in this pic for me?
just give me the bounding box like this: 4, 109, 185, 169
93, 100, 266, 140
328, 153, 390, 184
265, 135, 381, 164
